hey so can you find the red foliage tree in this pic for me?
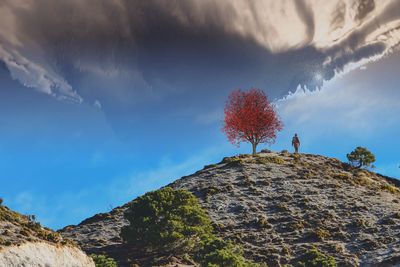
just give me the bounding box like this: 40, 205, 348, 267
223, 88, 283, 155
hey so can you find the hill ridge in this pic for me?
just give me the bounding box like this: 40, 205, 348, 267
60, 151, 400, 267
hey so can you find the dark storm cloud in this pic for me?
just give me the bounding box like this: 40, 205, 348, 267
1, 0, 400, 103
294, 0, 315, 43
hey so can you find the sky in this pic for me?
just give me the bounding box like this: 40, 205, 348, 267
0, 0, 399, 229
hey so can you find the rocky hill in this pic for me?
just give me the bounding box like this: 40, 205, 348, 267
0, 202, 94, 266
60, 151, 400, 267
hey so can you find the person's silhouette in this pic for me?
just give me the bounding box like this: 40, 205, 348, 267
292, 133, 300, 153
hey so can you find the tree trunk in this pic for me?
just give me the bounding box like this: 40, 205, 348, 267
357, 159, 363, 169
252, 142, 257, 156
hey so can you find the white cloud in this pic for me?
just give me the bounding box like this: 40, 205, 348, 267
0, 45, 82, 103
277, 80, 399, 137
277, 49, 400, 139
93, 100, 102, 109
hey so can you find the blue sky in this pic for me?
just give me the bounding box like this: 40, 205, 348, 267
0, 0, 400, 229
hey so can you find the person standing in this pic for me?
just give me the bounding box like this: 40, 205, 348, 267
292, 133, 300, 153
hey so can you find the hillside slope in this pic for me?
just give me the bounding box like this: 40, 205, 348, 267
60, 151, 400, 266
0, 203, 94, 267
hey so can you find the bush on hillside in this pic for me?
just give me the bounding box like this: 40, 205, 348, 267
120, 187, 213, 252
90, 254, 117, 267
296, 248, 336, 267
195, 235, 260, 267
120, 187, 260, 266
346, 147, 375, 169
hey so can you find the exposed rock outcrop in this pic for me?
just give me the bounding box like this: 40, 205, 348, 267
0, 242, 94, 267
0, 204, 94, 267
60, 152, 400, 266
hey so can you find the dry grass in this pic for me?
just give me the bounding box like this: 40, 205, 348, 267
0, 205, 72, 247
354, 175, 374, 186
256, 215, 270, 229
276, 203, 290, 212
250, 155, 285, 165
313, 228, 330, 241
381, 184, 400, 194
333, 172, 352, 181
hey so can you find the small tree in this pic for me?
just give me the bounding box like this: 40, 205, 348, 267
120, 188, 258, 266
223, 88, 283, 155
347, 147, 376, 169
120, 187, 212, 253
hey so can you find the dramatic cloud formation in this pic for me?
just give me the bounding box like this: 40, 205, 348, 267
1, 0, 399, 103
2, 0, 400, 230
275, 51, 400, 175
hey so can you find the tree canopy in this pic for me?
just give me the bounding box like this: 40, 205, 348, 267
120, 187, 212, 252
347, 147, 376, 169
223, 88, 283, 155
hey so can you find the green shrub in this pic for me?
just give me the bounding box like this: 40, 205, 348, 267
90, 254, 118, 267
121, 187, 260, 266
121, 187, 213, 252
346, 147, 375, 169
195, 235, 260, 267
296, 248, 336, 267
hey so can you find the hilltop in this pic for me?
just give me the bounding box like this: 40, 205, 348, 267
0, 201, 94, 266
60, 151, 400, 266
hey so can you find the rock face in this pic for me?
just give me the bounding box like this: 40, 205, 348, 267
60, 152, 400, 267
0, 204, 94, 267
0, 242, 94, 267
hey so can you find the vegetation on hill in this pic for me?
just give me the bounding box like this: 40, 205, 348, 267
60, 152, 400, 266
121, 187, 258, 266
90, 254, 117, 267
121, 187, 213, 252
296, 248, 337, 267
195, 235, 263, 267
347, 147, 376, 169
0, 203, 68, 247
